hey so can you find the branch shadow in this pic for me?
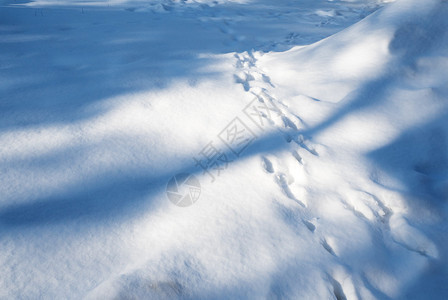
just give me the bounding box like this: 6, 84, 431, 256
0, 129, 289, 227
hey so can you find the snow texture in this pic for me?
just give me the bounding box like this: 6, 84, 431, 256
1, 0, 447, 299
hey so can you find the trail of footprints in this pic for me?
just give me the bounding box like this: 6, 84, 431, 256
233, 50, 325, 235
223, 4, 425, 296
231, 51, 428, 293
233, 48, 436, 298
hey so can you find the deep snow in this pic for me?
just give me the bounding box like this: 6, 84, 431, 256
0, 0, 447, 299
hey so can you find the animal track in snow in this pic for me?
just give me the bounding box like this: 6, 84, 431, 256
261, 73, 275, 87
293, 135, 320, 156
282, 115, 299, 131
328, 275, 347, 300
321, 238, 336, 256
275, 173, 306, 207
233, 72, 254, 92
233, 50, 318, 214
234, 52, 256, 68
344, 189, 392, 227
292, 150, 304, 165
261, 156, 275, 173
234, 49, 326, 243
303, 219, 316, 232
390, 215, 439, 258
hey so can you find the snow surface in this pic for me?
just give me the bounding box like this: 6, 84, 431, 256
1, 0, 447, 299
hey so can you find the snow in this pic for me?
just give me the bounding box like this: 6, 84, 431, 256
1, 0, 448, 299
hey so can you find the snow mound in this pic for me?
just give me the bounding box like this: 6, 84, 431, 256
261, 0, 447, 102
257, 0, 448, 297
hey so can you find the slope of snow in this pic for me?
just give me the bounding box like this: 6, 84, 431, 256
258, 0, 448, 298
1, 0, 447, 299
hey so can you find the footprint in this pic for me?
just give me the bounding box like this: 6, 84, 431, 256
292, 151, 304, 165
294, 136, 319, 156
233, 74, 250, 92
390, 215, 438, 258
261, 156, 275, 173
275, 173, 306, 207
234, 52, 256, 68
328, 275, 347, 300
233, 72, 255, 92
282, 115, 298, 130
303, 219, 316, 232
321, 238, 336, 256
261, 74, 275, 87
347, 190, 392, 226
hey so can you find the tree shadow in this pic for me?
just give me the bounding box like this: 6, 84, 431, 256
0, 0, 382, 130
0, 129, 289, 227
0, 4, 221, 130
2, 1, 447, 298
367, 112, 448, 299
0, 0, 386, 226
